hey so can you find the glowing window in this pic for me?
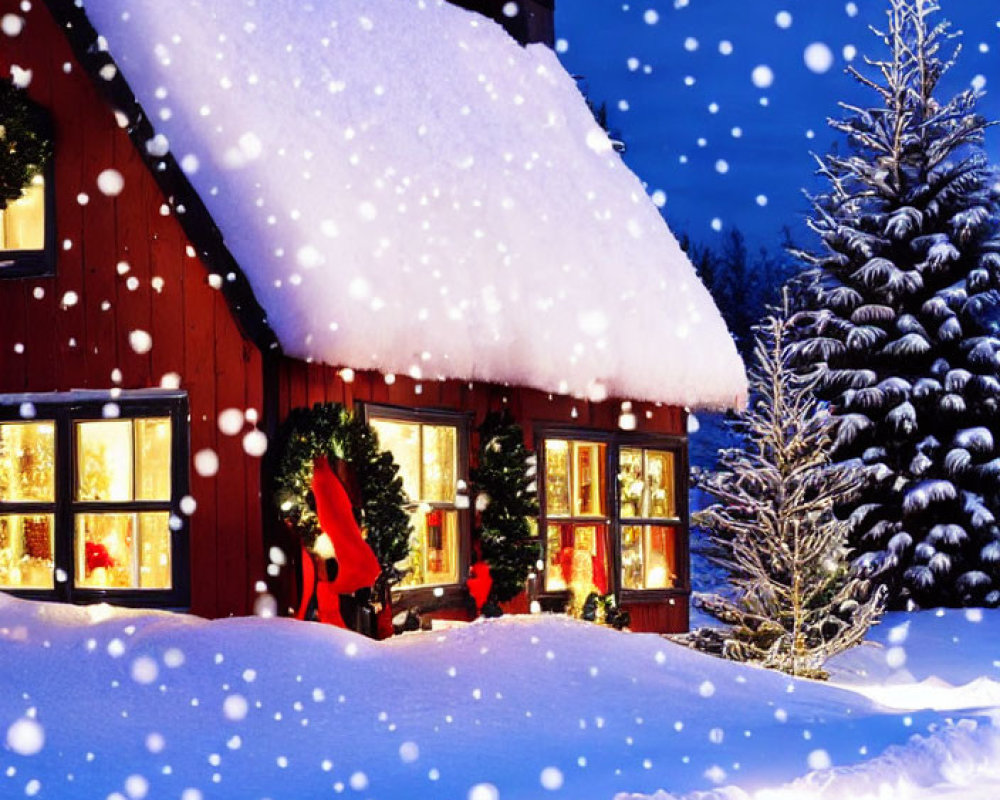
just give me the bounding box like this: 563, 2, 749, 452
0, 393, 188, 604
542, 439, 608, 601
0, 101, 55, 280
0, 174, 46, 251
619, 448, 676, 519
0, 422, 55, 589
621, 525, 677, 590
76, 418, 172, 503
75, 418, 173, 590
369, 415, 462, 589
544, 439, 606, 518
540, 434, 685, 597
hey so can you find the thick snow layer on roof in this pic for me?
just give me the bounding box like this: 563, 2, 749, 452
83, 0, 746, 409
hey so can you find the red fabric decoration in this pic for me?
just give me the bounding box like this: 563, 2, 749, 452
312, 456, 381, 595
593, 527, 608, 595
85, 541, 115, 574
294, 543, 317, 622
376, 602, 394, 640
466, 561, 493, 613
315, 581, 346, 627
559, 546, 574, 585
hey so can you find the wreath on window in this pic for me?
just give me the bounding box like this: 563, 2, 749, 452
0, 78, 51, 210
273, 402, 411, 584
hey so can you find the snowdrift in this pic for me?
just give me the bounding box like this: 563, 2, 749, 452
3, 596, 999, 799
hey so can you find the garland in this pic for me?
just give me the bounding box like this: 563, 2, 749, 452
0, 78, 51, 210
274, 403, 411, 584
472, 410, 540, 608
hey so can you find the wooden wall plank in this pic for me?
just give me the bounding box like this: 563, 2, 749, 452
148, 200, 187, 390
213, 293, 248, 616
287, 359, 307, 413
46, 26, 87, 391
78, 92, 119, 390
244, 344, 266, 611
182, 255, 218, 617
306, 362, 326, 407
111, 126, 153, 389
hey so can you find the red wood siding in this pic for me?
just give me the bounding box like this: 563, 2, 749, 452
277, 361, 686, 439
276, 359, 690, 632
0, 2, 266, 619
623, 597, 689, 634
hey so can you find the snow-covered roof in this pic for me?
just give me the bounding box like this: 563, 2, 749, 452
83, 0, 746, 409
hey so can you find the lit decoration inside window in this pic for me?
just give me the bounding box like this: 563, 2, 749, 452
543, 440, 608, 601
621, 525, 676, 590
76, 418, 172, 502
0, 422, 55, 589
619, 448, 675, 519
541, 438, 682, 597
369, 417, 459, 588
544, 522, 609, 597
619, 448, 679, 590
74, 418, 173, 589
544, 439, 606, 518
75, 512, 172, 590
0, 174, 45, 252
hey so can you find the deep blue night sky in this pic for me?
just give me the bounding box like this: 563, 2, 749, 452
554, 0, 999, 250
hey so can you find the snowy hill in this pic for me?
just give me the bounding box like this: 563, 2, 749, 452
2, 595, 999, 799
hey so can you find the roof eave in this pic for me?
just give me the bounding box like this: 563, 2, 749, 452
41, 0, 280, 357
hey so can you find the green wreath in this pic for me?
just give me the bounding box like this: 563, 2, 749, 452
274, 403, 411, 584
0, 78, 51, 210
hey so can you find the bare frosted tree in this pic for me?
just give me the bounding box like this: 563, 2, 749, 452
690, 314, 886, 679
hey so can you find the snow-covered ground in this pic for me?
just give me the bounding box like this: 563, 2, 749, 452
1, 595, 998, 800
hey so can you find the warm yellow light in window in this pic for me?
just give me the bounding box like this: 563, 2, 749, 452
572, 442, 605, 517
395, 507, 459, 588
618, 448, 676, 519
135, 418, 171, 501
544, 440, 571, 517
621, 524, 675, 590
76, 418, 172, 502
0, 514, 54, 589
77, 421, 133, 501
0, 422, 55, 502
0, 177, 45, 251
74, 512, 171, 589
370, 419, 420, 501
421, 425, 456, 503
372, 416, 461, 589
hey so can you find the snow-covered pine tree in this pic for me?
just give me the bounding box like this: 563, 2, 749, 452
788, 0, 1000, 608
692, 314, 885, 679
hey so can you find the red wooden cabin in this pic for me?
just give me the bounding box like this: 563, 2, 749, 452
0, 0, 744, 632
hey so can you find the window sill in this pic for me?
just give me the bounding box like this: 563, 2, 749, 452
2, 586, 190, 609
0, 250, 55, 279
391, 583, 469, 611
619, 587, 690, 603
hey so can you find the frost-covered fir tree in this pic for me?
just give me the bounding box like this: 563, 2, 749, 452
789, 0, 1000, 608
693, 315, 885, 679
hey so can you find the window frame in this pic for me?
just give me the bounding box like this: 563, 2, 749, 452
535, 424, 689, 606
0, 390, 190, 608
362, 403, 472, 608
0, 105, 56, 280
